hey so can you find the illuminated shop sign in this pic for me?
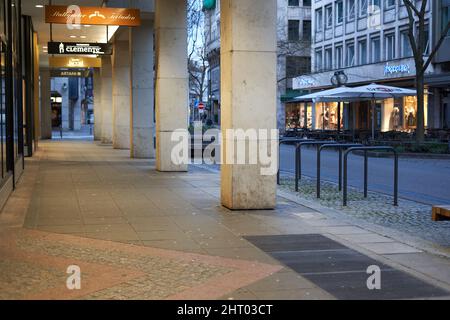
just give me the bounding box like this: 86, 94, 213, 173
45, 5, 141, 27
384, 63, 411, 75
48, 42, 113, 55
49, 56, 102, 68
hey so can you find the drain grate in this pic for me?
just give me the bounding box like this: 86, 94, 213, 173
245, 234, 449, 300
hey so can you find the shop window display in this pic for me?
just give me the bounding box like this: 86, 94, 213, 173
285, 103, 301, 130
299, 103, 313, 129
285, 103, 313, 131
381, 94, 428, 133
315, 102, 343, 130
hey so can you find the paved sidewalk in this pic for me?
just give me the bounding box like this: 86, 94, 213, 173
1, 140, 450, 300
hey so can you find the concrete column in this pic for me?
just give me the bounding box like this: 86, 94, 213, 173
93, 69, 102, 140
40, 68, 52, 139
101, 56, 113, 144
155, 0, 188, 171
112, 34, 131, 149
220, 0, 278, 210
130, 19, 156, 158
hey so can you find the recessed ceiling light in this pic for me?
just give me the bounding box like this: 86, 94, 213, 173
35, 4, 44, 8
70, 35, 77, 38
80, 36, 87, 39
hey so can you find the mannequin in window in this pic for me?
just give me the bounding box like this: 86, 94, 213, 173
323, 110, 329, 129
390, 107, 401, 131
407, 111, 416, 127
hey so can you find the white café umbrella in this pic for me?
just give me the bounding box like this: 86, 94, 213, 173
295, 86, 351, 101
295, 84, 417, 140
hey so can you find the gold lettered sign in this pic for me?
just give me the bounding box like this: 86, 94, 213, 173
49, 56, 102, 69
45, 5, 141, 27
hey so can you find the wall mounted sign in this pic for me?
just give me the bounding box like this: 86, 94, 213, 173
48, 42, 113, 55
49, 56, 102, 68
292, 76, 318, 89
384, 63, 411, 75
45, 5, 141, 27
50, 70, 90, 78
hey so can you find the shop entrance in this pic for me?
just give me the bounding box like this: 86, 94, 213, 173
50, 69, 94, 140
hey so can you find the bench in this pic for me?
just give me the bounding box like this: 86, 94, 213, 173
432, 206, 450, 221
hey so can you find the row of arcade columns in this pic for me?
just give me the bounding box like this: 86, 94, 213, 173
42, 0, 278, 210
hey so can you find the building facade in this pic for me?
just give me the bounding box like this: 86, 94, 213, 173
203, 0, 312, 130
291, 0, 450, 137
0, 0, 40, 209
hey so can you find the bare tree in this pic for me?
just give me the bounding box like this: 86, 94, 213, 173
276, 17, 312, 85
403, 0, 450, 143
187, 0, 208, 103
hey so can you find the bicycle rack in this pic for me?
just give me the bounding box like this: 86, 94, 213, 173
294, 141, 337, 192
316, 143, 364, 199
343, 146, 398, 207
277, 138, 313, 185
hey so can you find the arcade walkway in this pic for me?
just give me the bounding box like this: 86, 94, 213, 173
1, 141, 450, 300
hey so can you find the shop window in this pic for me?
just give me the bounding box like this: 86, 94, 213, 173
315, 102, 344, 131
285, 104, 301, 130
381, 94, 428, 133
285, 103, 313, 131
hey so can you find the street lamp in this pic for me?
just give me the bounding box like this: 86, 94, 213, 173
331, 70, 348, 87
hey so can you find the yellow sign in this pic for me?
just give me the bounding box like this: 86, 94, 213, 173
49, 56, 102, 68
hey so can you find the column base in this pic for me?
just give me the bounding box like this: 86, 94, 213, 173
156, 131, 188, 172
221, 164, 277, 210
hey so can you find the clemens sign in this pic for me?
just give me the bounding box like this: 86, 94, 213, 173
48, 42, 113, 55
45, 5, 141, 27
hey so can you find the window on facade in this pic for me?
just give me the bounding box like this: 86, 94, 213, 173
371, 36, 381, 63
288, 20, 300, 41
401, 30, 412, 57
303, 20, 312, 40
369, 0, 381, 10
385, 0, 395, 9
443, 4, 450, 35
335, 45, 343, 69
336, 0, 344, 24
358, 39, 367, 65
315, 50, 323, 71
325, 5, 333, 29
360, 0, 368, 17
346, 43, 355, 66
423, 24, 430, 55
286, 56, 312, 79
347, 0, 356, 21
303, 0, 312, 6
288, 0, 300, 6
385, 33, 395, 60
316, 8, 323, 32
325, 48, 333, 70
